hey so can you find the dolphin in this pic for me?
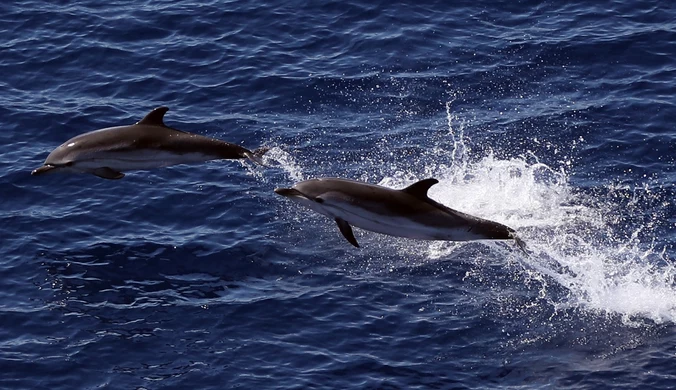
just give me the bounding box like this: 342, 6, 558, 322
31, 107, 268, 179
274, 177, 524, 249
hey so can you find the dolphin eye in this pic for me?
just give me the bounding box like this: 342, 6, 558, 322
314, 197, 324, 204
65, 162, 74, 167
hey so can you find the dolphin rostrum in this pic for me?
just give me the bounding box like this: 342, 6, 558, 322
31, 107, 268, 179
275, 177, 524, 249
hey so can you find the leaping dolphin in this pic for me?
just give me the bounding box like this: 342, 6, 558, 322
31, 107, 268, 179
275, 177, 524, 249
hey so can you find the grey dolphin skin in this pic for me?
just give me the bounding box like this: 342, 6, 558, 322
275, 177, 525, 249
31, 107, 268, 179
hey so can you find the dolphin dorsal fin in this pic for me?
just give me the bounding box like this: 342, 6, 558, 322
401, 178, 439, 199
136, 107, 169, 127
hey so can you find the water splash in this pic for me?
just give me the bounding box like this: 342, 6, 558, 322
446, 100, 469, 172
245, 146, 306, 182
378, 103, 676, 324
265, 101, 675, 323
265, 147, 306, 182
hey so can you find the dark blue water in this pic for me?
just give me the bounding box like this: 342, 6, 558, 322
2, 1, 675, 388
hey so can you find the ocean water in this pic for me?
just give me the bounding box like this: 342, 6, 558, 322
1, 0, 675, 388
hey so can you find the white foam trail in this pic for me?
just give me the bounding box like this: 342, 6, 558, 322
245, 146, 306, 182
377, 103, 676, 324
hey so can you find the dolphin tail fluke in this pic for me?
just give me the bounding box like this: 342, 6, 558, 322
244, 147, 270, 166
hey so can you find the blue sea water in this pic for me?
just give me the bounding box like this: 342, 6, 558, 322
2, 0, 676, 388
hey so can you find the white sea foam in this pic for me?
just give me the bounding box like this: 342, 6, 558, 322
377, 103, 676, 324
245, 146, 306, 182
264, 146, 306, 182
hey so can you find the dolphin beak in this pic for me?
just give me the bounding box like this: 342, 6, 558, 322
274, 188, 304, 197
31, 165, 57, 176
31, 164, 56, 176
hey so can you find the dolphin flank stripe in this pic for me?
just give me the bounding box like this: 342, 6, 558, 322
31, 106, 268, 179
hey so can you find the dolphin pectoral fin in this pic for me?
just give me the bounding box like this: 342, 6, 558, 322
401, 178, 439, 199
92, 167, 125, 180
335, 218, 360, 248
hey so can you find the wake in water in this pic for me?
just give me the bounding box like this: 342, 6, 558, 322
262, 101, 676, 324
